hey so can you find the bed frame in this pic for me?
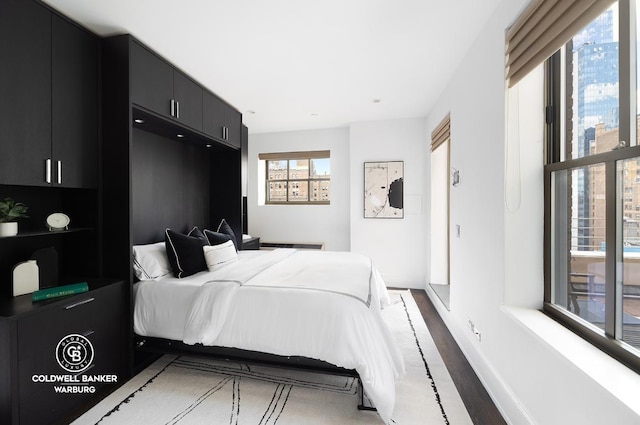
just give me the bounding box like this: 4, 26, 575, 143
134, 335, 375, 411
99, 36, 377, 415
127, 125, 375, 412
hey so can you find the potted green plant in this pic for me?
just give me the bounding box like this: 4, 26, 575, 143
0, 198, 29, 237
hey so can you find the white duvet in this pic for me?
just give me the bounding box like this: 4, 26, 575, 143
134, 249, 405, 422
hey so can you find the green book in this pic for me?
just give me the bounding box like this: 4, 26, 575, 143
31, 282, 89, 301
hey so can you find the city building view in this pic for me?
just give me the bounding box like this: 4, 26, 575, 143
266, 158, 331, 203
564, 5, 640, 346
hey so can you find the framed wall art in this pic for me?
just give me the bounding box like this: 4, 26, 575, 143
363, 161, 404, 218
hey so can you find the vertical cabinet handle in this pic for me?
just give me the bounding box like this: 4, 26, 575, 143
57, 160, 62, 184
170, 99, 180, 119
45, 158, 52, 184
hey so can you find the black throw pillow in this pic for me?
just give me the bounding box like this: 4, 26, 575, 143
187, 226, 208, 242
203, 229, 231, 246
165, 228, 208, 278
217, 219, 238, 251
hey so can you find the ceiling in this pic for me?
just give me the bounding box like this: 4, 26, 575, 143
43, 0, 505, 134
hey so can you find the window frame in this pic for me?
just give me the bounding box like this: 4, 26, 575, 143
543, 0, 640, 373
262, 152, 331, 205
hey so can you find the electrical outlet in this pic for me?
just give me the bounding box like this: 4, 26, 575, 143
468, 318, 481, 342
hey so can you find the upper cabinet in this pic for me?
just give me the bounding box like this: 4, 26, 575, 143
203, 91, 242, 149
0, 0, 52, 187
0, 0, 98, 188
131, 41, 203, 132
52, 15, 99, 189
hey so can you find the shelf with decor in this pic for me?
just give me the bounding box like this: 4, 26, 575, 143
0, 227, 94, 240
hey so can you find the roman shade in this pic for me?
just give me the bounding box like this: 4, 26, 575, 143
505, 0, 616, 87
431, 114, 450, 152
258, 150, 330, 160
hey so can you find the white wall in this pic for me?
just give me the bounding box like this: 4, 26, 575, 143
248, 118, 428, 288
349, 118, 427, 288
424, 0, 640, 424
247, 128, 351, 251
248, 2, 640, 422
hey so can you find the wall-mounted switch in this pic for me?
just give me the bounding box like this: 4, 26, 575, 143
452, 169, 460, 186
456, 224, 461, 238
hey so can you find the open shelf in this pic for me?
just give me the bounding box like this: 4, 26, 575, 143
0, 227, 93, 240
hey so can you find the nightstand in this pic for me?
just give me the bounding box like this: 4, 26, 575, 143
241, 236, 260, 250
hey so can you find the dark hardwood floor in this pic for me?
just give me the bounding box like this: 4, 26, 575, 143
411, 289, 506, 425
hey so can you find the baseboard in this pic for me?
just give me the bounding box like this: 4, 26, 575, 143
424, 285, 536, 425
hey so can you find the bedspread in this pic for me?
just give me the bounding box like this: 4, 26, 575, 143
134, 249, 405, 422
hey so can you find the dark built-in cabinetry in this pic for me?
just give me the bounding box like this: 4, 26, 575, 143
0, 0, 98, 189
102, 34, 243, 280
130, 40, 242, 149
0, 2, 245, 424
0, 279, 128, 425
0, 1, 128, 424
131, 41, 204, 132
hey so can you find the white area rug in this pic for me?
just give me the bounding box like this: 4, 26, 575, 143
73, 290, 471, 424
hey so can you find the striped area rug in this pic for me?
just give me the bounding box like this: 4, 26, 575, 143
73, 290, 471, 424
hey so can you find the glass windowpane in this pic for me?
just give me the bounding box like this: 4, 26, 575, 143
567, 4, 619, 160
310, 180, 330, 202
268, 160, 287, 180
288, 180, 308, 201
620, 158, 640, 349
551, 164, 607, 331
288, 160, 309, 179
268, 181, 287, 202
311, 158, 331, 178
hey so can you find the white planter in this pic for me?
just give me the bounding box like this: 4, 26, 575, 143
0, 222, 18, 237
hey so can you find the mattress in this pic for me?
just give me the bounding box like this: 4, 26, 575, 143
133, 248, 405, 422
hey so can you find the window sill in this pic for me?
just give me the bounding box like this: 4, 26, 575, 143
501, 305, 640, 414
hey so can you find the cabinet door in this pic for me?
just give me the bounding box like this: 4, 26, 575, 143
131, 41, 173, 118
17, 284, 125, 425
0, 0, 52, 186
52, 15, 99, 189
202, 91, 227, 141
225, 107, 242, 149
173, 71, 203, 131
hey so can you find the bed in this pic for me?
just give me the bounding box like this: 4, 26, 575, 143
131, 237, 405, 423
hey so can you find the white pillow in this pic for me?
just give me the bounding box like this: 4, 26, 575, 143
132, 242, 172, 280
203, 240, 238, 271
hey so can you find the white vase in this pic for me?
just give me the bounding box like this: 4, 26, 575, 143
13, 260, 39, 296
0, 222, 18, 237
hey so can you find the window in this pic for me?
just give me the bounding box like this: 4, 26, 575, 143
544, 1, 640, 371
259, 151, 330, 204
430, 114, 451, 309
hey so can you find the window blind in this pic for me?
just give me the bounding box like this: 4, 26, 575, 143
505, 0, 615, 87
431, 114, 450, 152
258, 150, 330, 161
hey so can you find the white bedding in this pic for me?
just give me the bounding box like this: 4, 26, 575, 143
134, 249, 405, 422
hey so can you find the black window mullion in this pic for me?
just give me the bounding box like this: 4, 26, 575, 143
620, 0, 636, 148
286, 160, 290, 202
606, 159, 619, 337
545, 50, 562, 164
